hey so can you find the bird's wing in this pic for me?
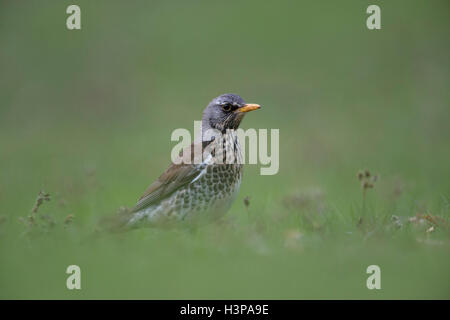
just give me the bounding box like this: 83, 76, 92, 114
131, 142, 208, 213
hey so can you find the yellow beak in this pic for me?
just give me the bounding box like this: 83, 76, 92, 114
237, 103, 261, 113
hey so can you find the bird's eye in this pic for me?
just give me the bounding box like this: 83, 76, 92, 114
222, 103, 232, 112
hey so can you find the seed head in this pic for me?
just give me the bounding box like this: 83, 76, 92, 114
357, 171, 364, 181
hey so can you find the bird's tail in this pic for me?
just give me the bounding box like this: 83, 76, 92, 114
96, 206, 134, 233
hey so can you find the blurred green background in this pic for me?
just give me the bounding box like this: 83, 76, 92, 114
0, 0, 449, 299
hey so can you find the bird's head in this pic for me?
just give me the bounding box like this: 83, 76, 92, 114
202, 93, 260, 133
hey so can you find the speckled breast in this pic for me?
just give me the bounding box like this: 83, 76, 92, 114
130, 131, 244, 226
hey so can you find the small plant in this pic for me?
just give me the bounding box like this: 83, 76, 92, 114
357, 169, 378, 197
243, 196, 250, 210
20, 190, 51, 229
409, 212, 449, 234
243, 196, 251, 218
20, 190, 74, 235
64, 214, 74, 228
356, 169, 379, 226
32, 191, 51, 214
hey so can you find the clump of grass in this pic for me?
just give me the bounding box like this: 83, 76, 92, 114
282, 188, 325, 212
282, 188, 327, 232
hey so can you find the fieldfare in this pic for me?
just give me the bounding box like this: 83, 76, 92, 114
125, 93, 260, 228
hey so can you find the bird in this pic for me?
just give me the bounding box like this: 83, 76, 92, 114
122, 93, 261, 229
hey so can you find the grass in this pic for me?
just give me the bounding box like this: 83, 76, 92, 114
0, 0, 449, 299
